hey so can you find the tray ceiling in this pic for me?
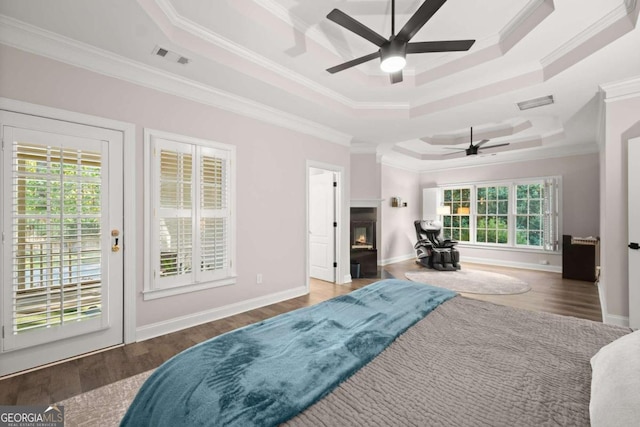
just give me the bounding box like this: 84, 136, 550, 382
0, 0, 638, 170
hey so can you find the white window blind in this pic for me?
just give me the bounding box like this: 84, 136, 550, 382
145, 130, 235, 298
11, 142, 103, 334
158, 148, 193, 281
200, 152, 228, 275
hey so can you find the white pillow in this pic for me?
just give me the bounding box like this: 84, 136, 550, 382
590, 329, 640, 427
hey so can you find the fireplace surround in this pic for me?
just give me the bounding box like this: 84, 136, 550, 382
350, 208, 377, 277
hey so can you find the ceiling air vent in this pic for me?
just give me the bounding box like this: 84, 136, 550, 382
152, 45, 190, 65
517, 95, 554, 111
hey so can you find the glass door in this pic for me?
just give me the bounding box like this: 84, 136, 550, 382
1, 112, 123, 375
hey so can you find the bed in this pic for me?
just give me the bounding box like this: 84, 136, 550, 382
121, 279, 637, 426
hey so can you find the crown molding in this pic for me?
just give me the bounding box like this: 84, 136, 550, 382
386, 128, 600, 172
600, 74, 640, 99
541, 0, 637, 72
379, 157, 423, 174
414, 0, 552, 86
0, 14, 353, 146
149, 0, 406, 112
350, 144, 378, 154
498, 0, 552, 42
421, 120, 532, 146
153, 0, 351, 107
251, 0, 339, 55
406, 141, 598, 173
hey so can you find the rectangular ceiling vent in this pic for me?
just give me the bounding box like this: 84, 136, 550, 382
517, 95, 554, 111
152, 45, 190, 65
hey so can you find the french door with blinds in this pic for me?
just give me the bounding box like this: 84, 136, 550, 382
0, 111, 123, 376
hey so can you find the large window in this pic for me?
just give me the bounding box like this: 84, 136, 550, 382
476, 185, 509, 244
144, 129, 236, 299
442, 188, 471, 242
440, 178, 559, 251
515, 183, 544, 247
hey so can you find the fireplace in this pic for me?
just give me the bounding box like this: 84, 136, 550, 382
352, 221, 375, 249
350, 208, 377, 278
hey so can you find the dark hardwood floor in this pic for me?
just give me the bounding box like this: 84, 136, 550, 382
0, 260, 601, 406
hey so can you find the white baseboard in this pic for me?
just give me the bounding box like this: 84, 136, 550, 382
603, 313, 630, 327
463, 256, 562, 273
136, 286, 308, 342
380, 253, 415, 266
597, 280, 630, 327
597, 280, 607, 323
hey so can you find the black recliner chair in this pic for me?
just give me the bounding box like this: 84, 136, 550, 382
413, 220, 461, 271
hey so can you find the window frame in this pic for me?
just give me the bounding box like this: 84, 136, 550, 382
441, 186, 472, 243
514, 180, 547, 249
439, 177, 561, 253
143, 129, 236, 300
475, 184, 510, 246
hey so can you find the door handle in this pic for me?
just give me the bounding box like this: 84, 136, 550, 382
629, 242, 640, 250
112, 229, 121, 252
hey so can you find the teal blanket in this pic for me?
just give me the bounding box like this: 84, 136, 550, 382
121, 279, 455, 426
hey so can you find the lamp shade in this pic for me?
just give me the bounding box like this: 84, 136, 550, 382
436, 205, 451, 215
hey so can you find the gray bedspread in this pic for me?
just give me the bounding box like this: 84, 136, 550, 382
284, 296, 628, 427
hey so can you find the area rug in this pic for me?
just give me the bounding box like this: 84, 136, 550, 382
405, 269, 530, 295
57, 369, 153, 426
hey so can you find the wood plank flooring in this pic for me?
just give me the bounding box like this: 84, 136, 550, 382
0, 260, 601, 406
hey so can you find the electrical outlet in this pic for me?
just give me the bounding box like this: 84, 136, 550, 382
256, 273, 263, 284
539, 260, 549, 265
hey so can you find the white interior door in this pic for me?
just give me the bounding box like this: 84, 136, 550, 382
0, 111, 123, 376
629, 137, 640, 330
309, 169, 335, 282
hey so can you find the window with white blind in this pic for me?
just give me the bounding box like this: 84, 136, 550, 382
10, 142, 103, 333
144, 129, 236, 299
440, 177, 560, 251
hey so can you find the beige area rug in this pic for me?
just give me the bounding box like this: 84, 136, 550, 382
57, 369, 153, 426
405, 269, 531, 295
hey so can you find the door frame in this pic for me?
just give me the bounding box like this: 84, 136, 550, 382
306, 161, 345, 290
629, 136, 640, 330
308, 167, 336, 283
0, 97, 137, 348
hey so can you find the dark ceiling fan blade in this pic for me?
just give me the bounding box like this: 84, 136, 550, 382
390, 70, 403, 84
327, 51, 380, 73
396, 0, 448, 43
475, 139, 491, 147
480, 143, 510, 150
406, 39, 475, 54
443, 150, 465, 156
327, 9, 388, 47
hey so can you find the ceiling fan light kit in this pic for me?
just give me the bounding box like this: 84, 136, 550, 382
380, 40, 407, 72
326, 0, 475, 84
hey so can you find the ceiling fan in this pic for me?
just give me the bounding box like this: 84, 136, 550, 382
326, 0, 475, 84
443, 127, 510, 156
